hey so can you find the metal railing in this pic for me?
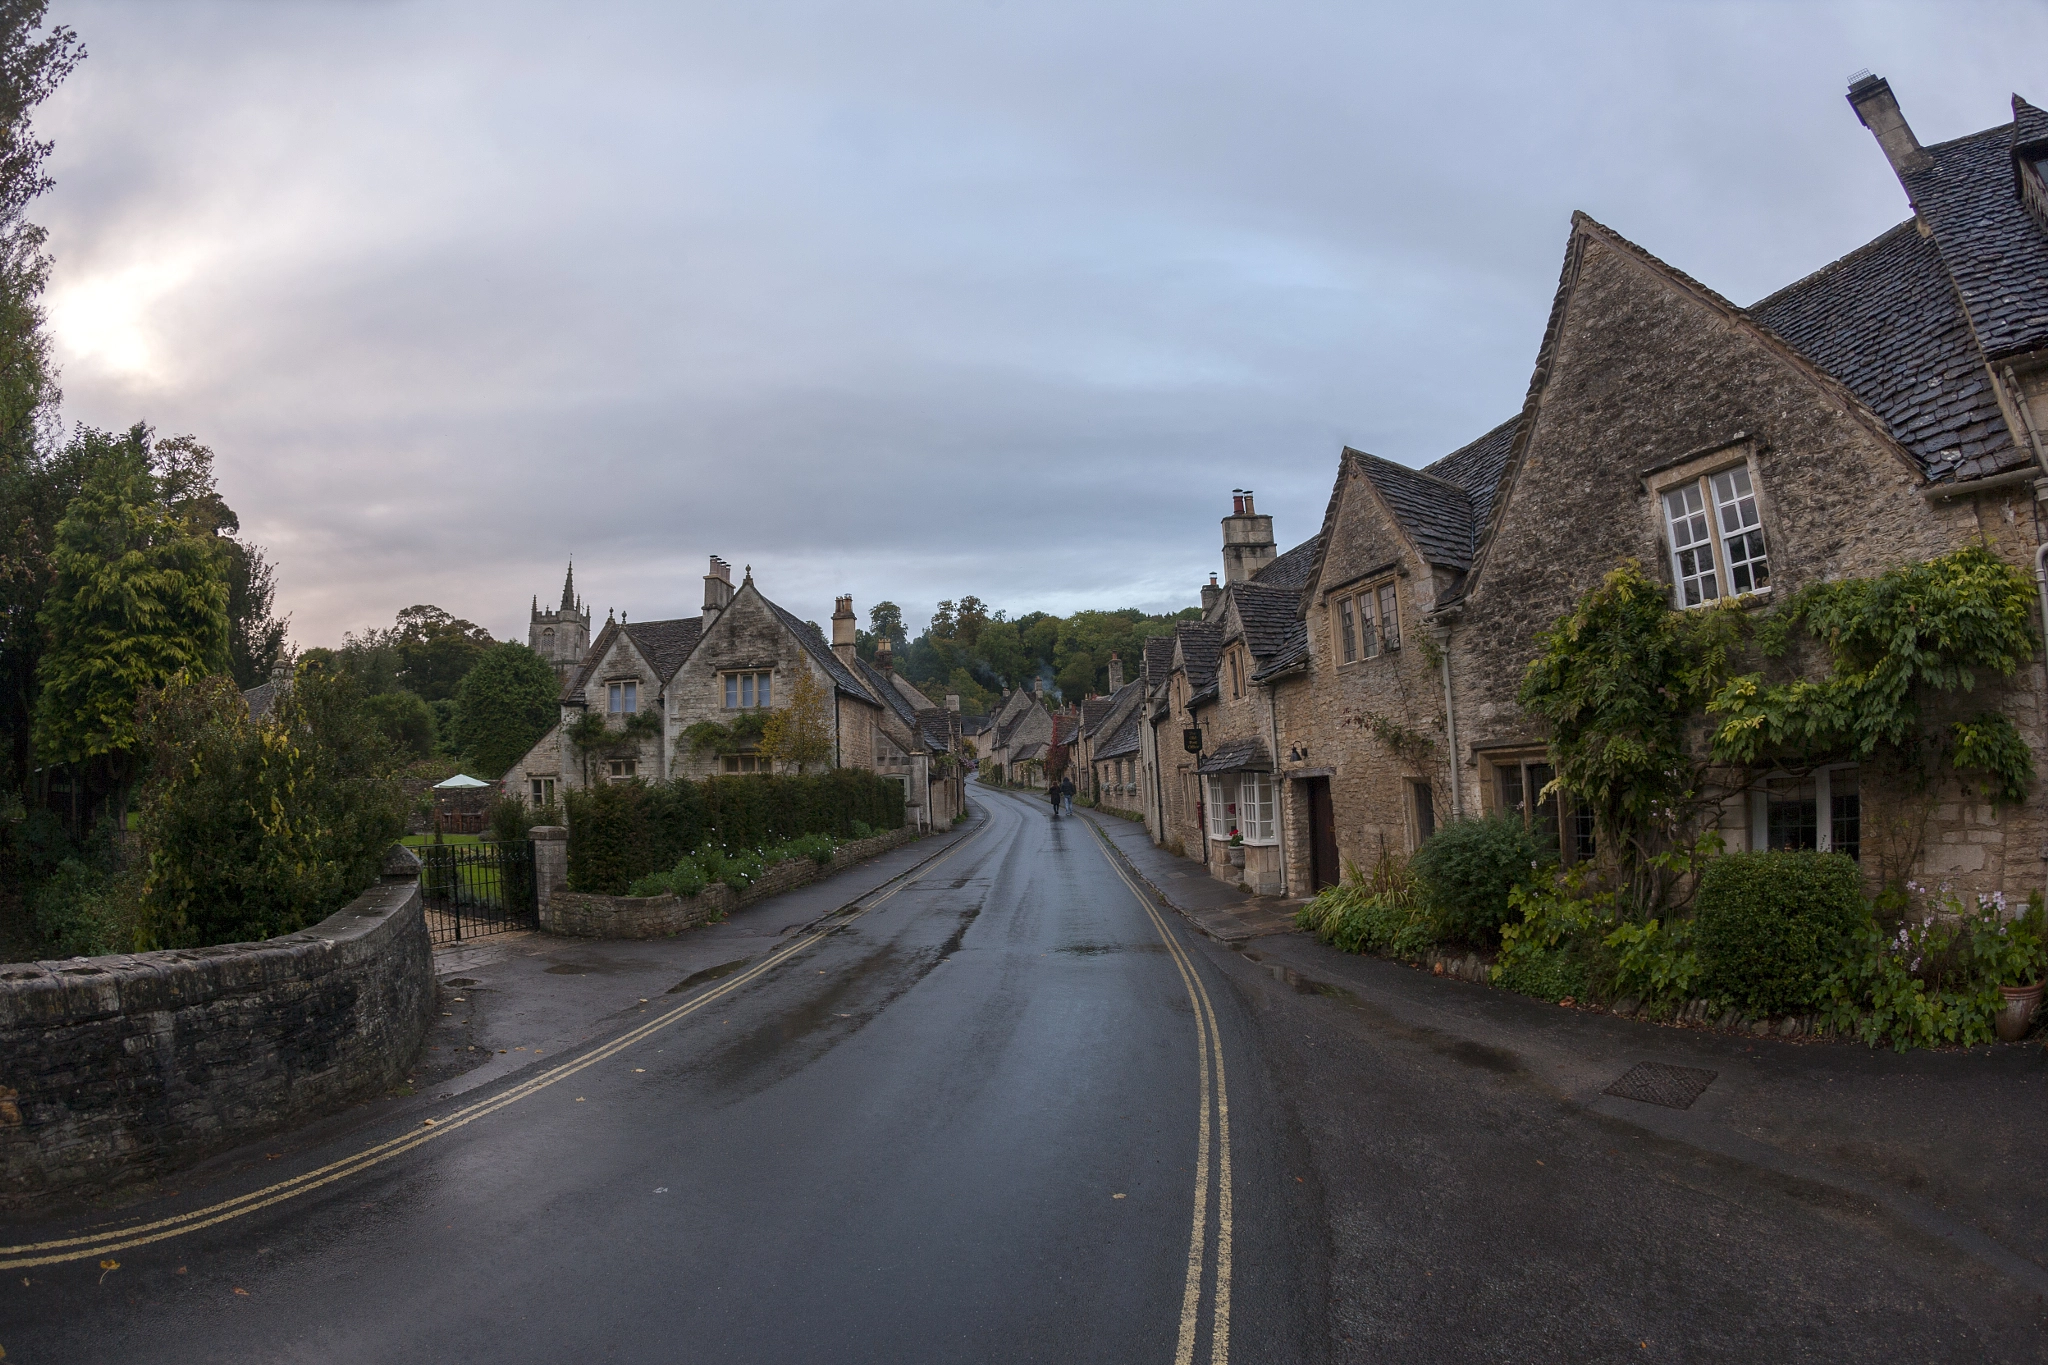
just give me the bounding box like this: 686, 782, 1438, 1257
419, 839, 538, 945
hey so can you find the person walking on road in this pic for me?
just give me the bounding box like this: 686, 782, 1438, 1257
1059, 776, 1075, 816
1048, 780, 1062, 819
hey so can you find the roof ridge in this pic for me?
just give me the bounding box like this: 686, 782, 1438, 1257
1348, 446, 1474, 494
1746, 218, 1920, 313
1916, 120, 2015, 156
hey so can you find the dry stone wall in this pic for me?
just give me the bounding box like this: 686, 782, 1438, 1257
0, 879, 433, 1210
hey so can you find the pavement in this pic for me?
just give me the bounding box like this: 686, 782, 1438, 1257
3, 782, 2046, 1362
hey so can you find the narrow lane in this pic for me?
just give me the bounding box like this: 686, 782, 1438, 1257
0, 792, 1324, 1364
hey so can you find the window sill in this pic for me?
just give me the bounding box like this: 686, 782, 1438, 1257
1676, 586, 1772, 611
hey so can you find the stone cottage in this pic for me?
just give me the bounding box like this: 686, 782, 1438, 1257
503, 557, 959, 829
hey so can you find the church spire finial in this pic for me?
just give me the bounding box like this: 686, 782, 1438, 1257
561, 559, 576, 613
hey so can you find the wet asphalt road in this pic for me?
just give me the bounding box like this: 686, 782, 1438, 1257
0, 791, 1320, 1364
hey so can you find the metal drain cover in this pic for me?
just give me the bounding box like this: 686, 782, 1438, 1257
1603, 1062, 1717, 1110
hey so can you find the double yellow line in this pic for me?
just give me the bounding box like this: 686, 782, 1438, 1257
0, 832, 980, 1271
1083, 816, 1233, 1365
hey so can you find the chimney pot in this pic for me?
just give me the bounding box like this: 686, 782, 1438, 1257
831, 594, 857, 663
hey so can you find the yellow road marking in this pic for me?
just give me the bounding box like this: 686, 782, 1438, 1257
1080, 813, 1234, 1365
0, 831, 981, 1270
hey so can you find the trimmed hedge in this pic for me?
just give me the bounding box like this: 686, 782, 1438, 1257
1695, 850, 1867, 1015
566, 770, 905, 894
1408, 815, 1547, 945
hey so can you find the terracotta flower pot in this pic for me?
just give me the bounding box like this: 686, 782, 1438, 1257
1996, 981, 2044, 1042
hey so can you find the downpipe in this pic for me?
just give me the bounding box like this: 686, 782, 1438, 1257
1436, 625, 1463, 820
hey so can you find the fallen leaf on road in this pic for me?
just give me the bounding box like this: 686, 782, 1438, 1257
232, 1288, 248, 1297
98, 1260, 119, 1284
576, 1097, 585, 1102
1112, 1194, 1125, 1200
175, 1268, 186, 1275
422, 1119, 436, 1127
654, 1187, 668, 1194
633, 1068, 645, 1073
266, 1153, 281, 1160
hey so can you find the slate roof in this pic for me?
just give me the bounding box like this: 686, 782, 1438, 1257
1176, 622, 1222, 690
1249, 535, 1322, 591
564, 619, 622, 701
1347, 417, 1521, 574
854, 656, 920, 731
1424, 417, 1519, 533
1094, 705, 1142, 761
1750, 220, 2019, 480
1142, 636, 1176, 688
764, 598, 877, 703
1194, 736, 1272, 774
959, 713, 992, 736
916, 709, 957, 753
1904, 109, 2048, 364
1232, 581, 1303, 661
623, 617, 704, 684
242, 678, 286, 721
1079, 696, 1116, 736
2016, 94, 2048, 149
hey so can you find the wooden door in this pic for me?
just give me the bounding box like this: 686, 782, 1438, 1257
1307, 777, 1339, 890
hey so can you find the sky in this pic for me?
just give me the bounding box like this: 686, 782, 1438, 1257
31, 0, 2048, 648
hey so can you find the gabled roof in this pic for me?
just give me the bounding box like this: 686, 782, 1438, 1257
1079, 696, 1116, 737
1094, 704, 1142, 761
1249, 535, 1322, 590
1175, 621, 1222, 689
916, 709, 957, 753
1751, 220, 2019, 481
564, 618, 624, 700
1903, 105, 2048, 363
1231, 581, 1303, 661
763, 597, 877, 703
1349, 451, 1485, 572
854, 656, 921, 731
624, 617, 704, 684
1142, 636, 1176, 688
959, 713, 993, 735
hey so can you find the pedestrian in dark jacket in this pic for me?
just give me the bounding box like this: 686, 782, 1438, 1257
1059, 776, 1075, 816
1048, 780, 1062, 817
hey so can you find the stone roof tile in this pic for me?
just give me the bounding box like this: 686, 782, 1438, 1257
1904, 116, 2048, 363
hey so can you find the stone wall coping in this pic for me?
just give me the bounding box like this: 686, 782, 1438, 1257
529, 824, 568, 842
0, 880, 420, 1032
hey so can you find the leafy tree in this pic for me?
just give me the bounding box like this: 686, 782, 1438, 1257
134, 668, 406, 948
392, 604, 493, 700
451, 642, 559, 776
222, 538, 287, 688
762, 666, 833, 773
32, 427, 231, 823
362, 688, 436, 761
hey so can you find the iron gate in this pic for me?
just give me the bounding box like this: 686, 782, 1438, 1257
420, 839, 539, 944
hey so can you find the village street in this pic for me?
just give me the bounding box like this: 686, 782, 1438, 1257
4, 788, 2047, 1363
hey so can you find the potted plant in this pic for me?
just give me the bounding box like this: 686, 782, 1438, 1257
1985, 896, 2046, 1042
1225, 828, 1245, 867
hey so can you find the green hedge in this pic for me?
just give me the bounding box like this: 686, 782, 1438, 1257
566, 770, 905, 894
1695, 851, 1867, 1015
1409, 815, 1547, 945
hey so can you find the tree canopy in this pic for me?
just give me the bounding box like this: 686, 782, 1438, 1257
452, 641, 560, 777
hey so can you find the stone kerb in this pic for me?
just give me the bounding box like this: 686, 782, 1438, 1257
0, 878, 434, 1210
543, 826, 920, 940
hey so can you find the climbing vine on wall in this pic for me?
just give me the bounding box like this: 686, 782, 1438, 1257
1520, 546, 2038, 909
684, 712, 770, 757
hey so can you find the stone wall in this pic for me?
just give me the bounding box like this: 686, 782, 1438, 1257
0, 878, 433, 1210
540, 826, 920, 938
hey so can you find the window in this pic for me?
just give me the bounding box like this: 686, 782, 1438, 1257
722, 754, 766, 774
1204, 772, 1275, 843
529, 777, 555, 807
606, 759, 638, 780
1752, 767, 1858, 859
1412, 781, 1435, 842
607, 680, 638, 714
724, 671, 772, 708
1495, 755, 1581, 860
1661, 465, 1770, 607
1333, 579, 1399, 662
1229, 649, 1244, 699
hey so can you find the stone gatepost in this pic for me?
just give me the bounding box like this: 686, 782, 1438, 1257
530, 826, 568, 907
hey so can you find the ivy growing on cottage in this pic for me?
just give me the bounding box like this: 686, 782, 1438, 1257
1519, 545, 2037, 909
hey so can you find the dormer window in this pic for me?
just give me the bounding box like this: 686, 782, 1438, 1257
607, 680, 637, 714
1332, 579, 1400, 663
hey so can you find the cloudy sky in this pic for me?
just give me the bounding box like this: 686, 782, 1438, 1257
33, 0, 2047, 647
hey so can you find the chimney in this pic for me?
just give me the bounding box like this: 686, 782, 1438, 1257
1848, 73, 1932, 179
832, 594, 857, 666
1201, 573, 1222, 612
1107, 652, 1124, 691
876, 637, 894, 673
702, 555, 734, 628
1033, 676, 1044, 698
946, 693, 961, 712
1221, 488, 1277, 584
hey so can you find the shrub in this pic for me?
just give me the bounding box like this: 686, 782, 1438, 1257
566, 770, 904, 893
134, 670, 407, 949
1295, 855, 1440, 959
1822, 890, 2046, 1050
1694, 851, 1866, 1016
1491, 873, 1614, 1002
30, 858, 138, 958
489, 794, 536, 845
1408, 815, 1546, 944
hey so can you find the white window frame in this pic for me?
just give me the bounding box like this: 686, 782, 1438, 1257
1239, 771, 1276, 844
1749, 764, 1859, 857
606, 758, 638, 780
1659, 463, 1771, 609
529, 777, 555, 806
1205, 774, 1238, 840
607, 680, 638, 714
723, 670, 773, 709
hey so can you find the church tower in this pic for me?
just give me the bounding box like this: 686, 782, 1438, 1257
529, 561, 591, 690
